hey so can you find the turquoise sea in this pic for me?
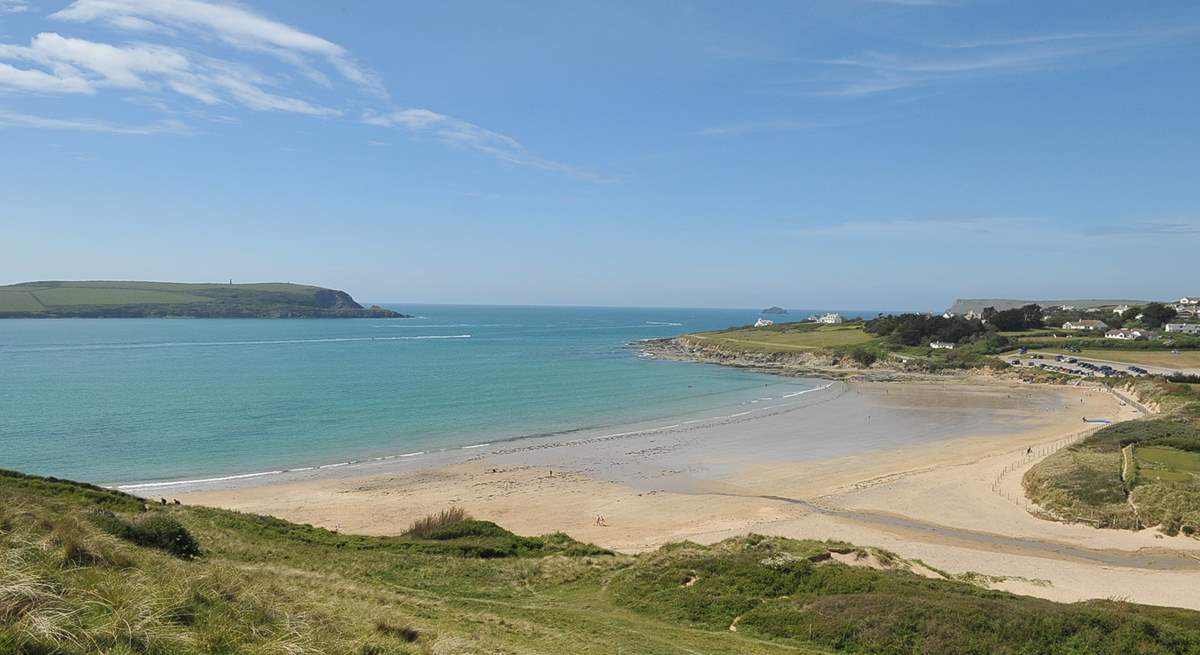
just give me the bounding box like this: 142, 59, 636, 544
0, 305, 873, 486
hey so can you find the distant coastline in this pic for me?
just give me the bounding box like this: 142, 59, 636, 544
0, 280, 409, 319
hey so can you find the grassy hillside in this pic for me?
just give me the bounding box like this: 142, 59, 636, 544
5, 470, 1200, 654
673, 319, 1015, 373
1026, 379, 1200, 533
688, 322, 877, 352
0, 281, 406, 318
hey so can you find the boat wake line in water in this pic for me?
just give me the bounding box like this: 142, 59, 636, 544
6, 335, 472, 353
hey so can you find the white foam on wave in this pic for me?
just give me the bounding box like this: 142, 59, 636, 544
118, 469, 284, 490
782, 382, 834, 398
461, 443, 491, 449
645, 321, 683, 326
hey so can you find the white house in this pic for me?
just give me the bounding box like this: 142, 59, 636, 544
1113, 305, 1130, 315
1059, 305, 1076, 311
1165, 323, 1200, 334
1062, 320, 1108, 331
1105, 329, 1145, 340
812, 312, 844, 324
964, 310, 983, 320
930, 341, 956, 350
1179, 297, 1200, 306
754, 318, 774, 327
942, 311, 957, 319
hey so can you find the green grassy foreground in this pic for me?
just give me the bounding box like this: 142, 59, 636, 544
6, 470, 1200, 653
0, 281, 405, 318
1025, 379, 1200, 533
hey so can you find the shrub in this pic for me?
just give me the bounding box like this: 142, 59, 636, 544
91, 511, 201, 558
849, 347, 877, 367
374, 620, 419, 642
403, 507, 469, 539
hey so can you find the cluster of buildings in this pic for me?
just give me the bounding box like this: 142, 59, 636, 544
1176, 296, 1200, 319
1056, 296, 1200, 338
807, 312, 844, 324
941, 296, 1200, 344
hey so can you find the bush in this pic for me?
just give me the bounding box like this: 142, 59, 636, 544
849, 347, 877, 367
374, 620, 419, 642
91, 511, 201, 558
404, 507, 469, 539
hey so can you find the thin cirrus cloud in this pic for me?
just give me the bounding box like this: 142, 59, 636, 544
704, 22, 1196, 137
800, 25, 1199, 97
1082, 220, 1200, 237
789, 216, 1200, 240
700, 118, 851, 136
0, 0, 601, 181
0, 0, 30, 13
365, 109, 614, 183
790, 216, 1034, 239
0, 108, 186, 133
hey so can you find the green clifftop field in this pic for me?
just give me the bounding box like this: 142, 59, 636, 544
0, 281, 406, 318
4, 470, 1200, 654
1026, 379, 1200, 534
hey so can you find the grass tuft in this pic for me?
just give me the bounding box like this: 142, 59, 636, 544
402, 507, 469, 539
374, 619, 420, 642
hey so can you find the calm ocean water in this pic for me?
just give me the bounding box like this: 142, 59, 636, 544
0, 305, 875, 486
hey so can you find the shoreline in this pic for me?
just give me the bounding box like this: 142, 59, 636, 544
170, 371, 1200, 610
113, 375, 836, 492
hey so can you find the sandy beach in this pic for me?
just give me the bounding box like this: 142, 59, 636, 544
179, 377, 1200, 610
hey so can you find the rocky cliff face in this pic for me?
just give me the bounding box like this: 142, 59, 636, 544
637, 336, 881, 379
638, 336, 980, 382
313, 288, 362, 309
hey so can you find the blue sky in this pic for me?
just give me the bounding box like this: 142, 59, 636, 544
1, 0, 1197, 310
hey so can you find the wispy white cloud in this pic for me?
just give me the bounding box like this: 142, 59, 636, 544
0, 1, 605, 181
50, 0, 385, 97
0, 108, 187, 133
1082, 219, 1200, 237
700, 118, 849, 136
791, 216, 1035, 239
801, 24, 1200, 97
0, 31, 341, 115
0, 0, 365, 118
0, 0, 30, 14
365, 108, 612, 182
788, 215, 1200, 241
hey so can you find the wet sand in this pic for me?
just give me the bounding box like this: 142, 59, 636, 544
179, 378, 1200, 610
